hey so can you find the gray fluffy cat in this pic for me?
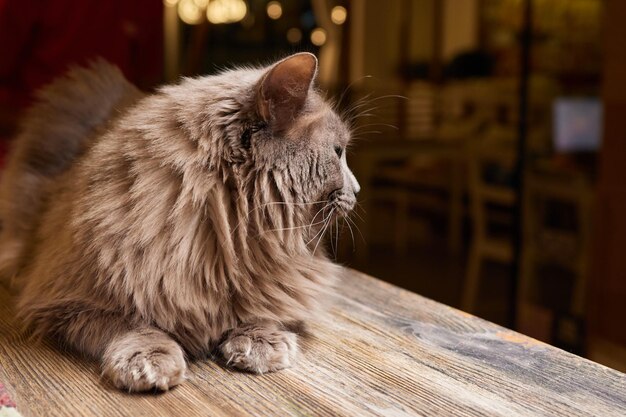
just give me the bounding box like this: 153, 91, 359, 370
0, 53, 359, 391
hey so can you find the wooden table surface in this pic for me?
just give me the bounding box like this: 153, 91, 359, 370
1, 268, 625, 417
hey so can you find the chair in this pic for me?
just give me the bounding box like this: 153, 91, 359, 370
369, 152, 465, 255
519, 166, 593, 322
366, 81, 488, 256
462, 131, 517, 313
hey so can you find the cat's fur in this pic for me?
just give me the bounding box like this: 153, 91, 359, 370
0, 53, 359, 391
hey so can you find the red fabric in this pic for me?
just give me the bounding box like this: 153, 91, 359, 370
0, 0, 163, 166
0, 0, 163, 108
0, 383, 16, 408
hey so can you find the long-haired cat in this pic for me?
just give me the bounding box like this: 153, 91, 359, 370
0, 53, 359, 391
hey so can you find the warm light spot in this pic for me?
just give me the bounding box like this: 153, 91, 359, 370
193, 0, 208, 7
495, 331, 545, 347
207, 0, 247, 24
286, 27, 302, 44
310, 27, 327, 46
266, 1, 283, 20
178, 0, 204, 25
164, 0, 179, 7
331, 5, 347, 25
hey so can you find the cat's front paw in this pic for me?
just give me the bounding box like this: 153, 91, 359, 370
102, 328, 187, 392
220, 323, 298, 373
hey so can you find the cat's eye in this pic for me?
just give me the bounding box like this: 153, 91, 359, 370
241, 129, 252, 149
334, 146, 343, 158
241, 122, 266, 149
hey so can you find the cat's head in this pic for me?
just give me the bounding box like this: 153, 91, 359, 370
235, 53, 360, 222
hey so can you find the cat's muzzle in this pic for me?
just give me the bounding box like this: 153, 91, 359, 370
329, 190, 356, 216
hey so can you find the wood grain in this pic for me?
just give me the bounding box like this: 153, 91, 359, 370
1, 269, 625, 417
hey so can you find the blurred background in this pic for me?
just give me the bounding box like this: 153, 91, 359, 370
1, 0, 624, 372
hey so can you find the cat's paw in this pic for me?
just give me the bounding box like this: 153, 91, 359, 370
220, 323, 298, 374
102, 328, 187, 392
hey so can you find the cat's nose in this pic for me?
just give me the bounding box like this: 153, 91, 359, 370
348, 171, 361, 196
347, 170, 360, 195
352, 180, 360, 196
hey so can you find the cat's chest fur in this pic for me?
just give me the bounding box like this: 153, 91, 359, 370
51, 126, 336, 356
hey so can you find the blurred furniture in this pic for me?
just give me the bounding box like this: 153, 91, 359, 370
462, 131, 517, 313
358, 80, 493, 257
403, 81, 437, 138
517, 164, 593, 348
3, 270, 626, 416
353, 138, 465, 259
352, 76, 556, 262
460, 74, 556, 313
521, 167, 593, 311
369, 152, 465, 255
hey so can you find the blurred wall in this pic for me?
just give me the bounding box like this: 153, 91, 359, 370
589, 0, 626, 352
408, 0, 435, 64
442, 0, 479, 60
349, 0, 403, 85
349, 0, 479, 84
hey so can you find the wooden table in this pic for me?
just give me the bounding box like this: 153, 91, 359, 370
1, 269, 625, 416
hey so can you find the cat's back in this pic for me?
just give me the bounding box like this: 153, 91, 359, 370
0, 60, 142, 281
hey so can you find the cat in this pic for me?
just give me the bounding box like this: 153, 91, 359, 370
0, 53, 360, 392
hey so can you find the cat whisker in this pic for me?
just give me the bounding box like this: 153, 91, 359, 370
344, 92, 374, 111
345, 94, 409, 117
302, 202, 333, 240
232, 200, 329, 235
312, 219, 331, 255
259, 218, 327, 236
329, 220, 335, 257
312, 209, 335, 255
350, 112, 379, 121
332, 217, 340, 258
331, 218, 339, 259
343, 217, 356, 251
306, 208, 332, 246
351, 131, 382, 138
351, 205, 366, 221
309, 202, 331, 227
352, 122, 399, 132
350, 105, 384, 119
259, 200, 335, 241
345, 215, 366, 244
347, 104, 379, 119
336, 75, 374, 110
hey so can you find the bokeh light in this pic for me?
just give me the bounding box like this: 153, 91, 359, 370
266, 1, 283, 20
207, 0, 247, 24
331, 6, 347, 25
178, 0, 204, 25
310, 28, 327, 46
287, 27, 302, 44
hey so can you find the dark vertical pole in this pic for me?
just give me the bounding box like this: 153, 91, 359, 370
511, 0, 532, 329
431, 0, 443, 84
398, 0, 412, 138
430, 0, 444, 130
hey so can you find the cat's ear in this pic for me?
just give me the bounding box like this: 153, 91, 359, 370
256, 53, 318, 133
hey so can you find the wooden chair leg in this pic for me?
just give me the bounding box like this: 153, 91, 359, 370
462, 244, 482, 313
394, 191, 409, 256
571, 259, 589, 317
447, 159, 463, 253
